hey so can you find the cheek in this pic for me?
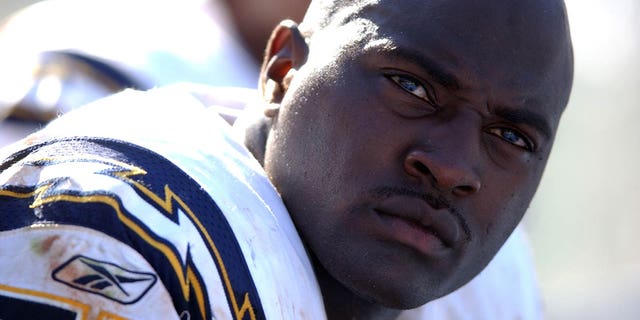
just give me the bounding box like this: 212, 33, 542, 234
476, 168, 542, 243
264, 93, 359, 213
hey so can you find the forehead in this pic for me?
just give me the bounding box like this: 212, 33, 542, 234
312, 0, 572, 122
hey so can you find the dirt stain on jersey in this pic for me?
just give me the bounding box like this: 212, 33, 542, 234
30, 234, 60, 255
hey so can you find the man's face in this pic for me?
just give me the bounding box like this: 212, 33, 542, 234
263, 0, 572, 308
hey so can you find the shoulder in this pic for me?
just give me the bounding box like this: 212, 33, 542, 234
0, 136, 262, 319
0, 91, 325, 319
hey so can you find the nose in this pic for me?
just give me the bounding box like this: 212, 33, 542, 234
403, 147, 481, 197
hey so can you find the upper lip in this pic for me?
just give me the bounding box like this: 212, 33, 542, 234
375, 195, 465, 248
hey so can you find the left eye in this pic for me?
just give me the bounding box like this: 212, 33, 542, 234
388, 74, 433, 103
488, 127, 533, 151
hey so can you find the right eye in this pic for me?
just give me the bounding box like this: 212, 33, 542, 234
388, 74, 434, 105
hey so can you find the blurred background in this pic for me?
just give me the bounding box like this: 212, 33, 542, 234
0, 0, 638, 319
525, 0, 640, 319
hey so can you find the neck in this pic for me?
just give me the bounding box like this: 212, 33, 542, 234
314, 260, 402, 320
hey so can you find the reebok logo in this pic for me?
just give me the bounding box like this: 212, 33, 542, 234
52, 255, 157, 304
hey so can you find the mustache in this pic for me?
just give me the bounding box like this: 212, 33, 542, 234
371, 186, 472, 241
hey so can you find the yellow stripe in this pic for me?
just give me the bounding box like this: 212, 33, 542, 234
127, 178, 257, 320
97, 310, 129, 320
0, 189, 37, 198
187, 267, 206, 319
176, 191, 257, 320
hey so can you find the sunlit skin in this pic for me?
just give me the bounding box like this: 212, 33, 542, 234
249, 0, 573, 319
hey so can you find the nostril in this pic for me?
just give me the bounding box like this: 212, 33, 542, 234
413, 161, 430, 176
453, 185, 476, 196
403, 150, 435, 181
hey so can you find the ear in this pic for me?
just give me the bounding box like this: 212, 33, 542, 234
259, 20, 309, 113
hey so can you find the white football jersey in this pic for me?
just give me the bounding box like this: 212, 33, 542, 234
0, 87, 326, 319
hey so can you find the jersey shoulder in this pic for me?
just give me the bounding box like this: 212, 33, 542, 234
0, 137, 266, 320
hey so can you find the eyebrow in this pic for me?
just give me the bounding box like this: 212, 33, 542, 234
492, 107, 553, 140
376, 46, 462, 90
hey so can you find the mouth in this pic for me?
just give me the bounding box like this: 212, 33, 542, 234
373, 196, 463, 257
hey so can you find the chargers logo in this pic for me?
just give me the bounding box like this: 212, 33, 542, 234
0, 138, 266, 320
52, 255, 157, 304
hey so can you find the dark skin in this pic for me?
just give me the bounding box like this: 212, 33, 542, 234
246, 0, 573, 319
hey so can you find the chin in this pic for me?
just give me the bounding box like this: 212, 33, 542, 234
372, 288, 437, 310
350, 272, 447, 310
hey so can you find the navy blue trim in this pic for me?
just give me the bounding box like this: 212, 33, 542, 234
48, 50, 142, 89
0, 294, 76, 319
